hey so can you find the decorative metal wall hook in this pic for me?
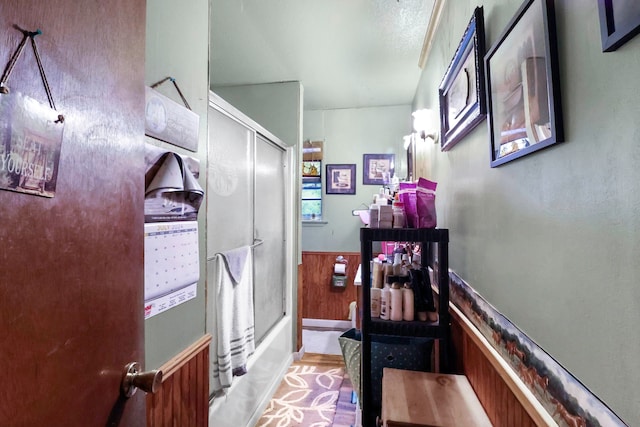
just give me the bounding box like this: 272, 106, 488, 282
0, 26, 64, 123
149, 76, 191, 110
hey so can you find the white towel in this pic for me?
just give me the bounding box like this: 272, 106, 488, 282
211, 246, 255, 392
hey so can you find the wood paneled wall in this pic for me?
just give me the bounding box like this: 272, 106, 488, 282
147, 335, 211, 427
297, 263, 303, 350
301, 252, 360, 320
450, 307, 551, 427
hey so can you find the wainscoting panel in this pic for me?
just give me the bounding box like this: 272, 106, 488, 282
301, 252, 360, 320
297, 262, 304, 350
459, 323, 537, 427
147, 334, 211, 427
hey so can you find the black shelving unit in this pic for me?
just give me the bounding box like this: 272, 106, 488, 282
359, 227, 450, 427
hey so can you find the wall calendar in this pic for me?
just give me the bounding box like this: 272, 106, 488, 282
144, 220, 199, 319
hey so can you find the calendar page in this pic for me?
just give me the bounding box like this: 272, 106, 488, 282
144, 220, 199, 319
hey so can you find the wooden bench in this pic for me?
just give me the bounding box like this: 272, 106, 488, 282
381, 367, 492, 427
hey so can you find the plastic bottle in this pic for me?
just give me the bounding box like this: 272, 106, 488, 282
409, 268, 428, 321
401, 254, 410, 276
392, 252, 403, 275
392, 200, 405, 228
372, 257, 385, 289
380, 278, 391, 320
389, 276, 403, 321
411, 253, 422, 270
402, 281, 415, 321
371, 288, 381, 318
383, 263, 393, 289
411, 266, 438, 322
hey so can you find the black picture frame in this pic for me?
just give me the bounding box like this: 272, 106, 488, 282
485, 0, 563, 167
326, 164, 356, 195
598, 0, 640, 52
362, 154, 394, 185
406, 135, 416, 182
439, 6, 486, 152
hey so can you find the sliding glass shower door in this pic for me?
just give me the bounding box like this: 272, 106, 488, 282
206, 100, 286, 353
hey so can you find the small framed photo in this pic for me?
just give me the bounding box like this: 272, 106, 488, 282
302, 160, 321, 177
439, 6, 486, 152
598, 0, 640, 52
485, 0, 563, 167
326, 164, 356, 195
363, 154, 394, 185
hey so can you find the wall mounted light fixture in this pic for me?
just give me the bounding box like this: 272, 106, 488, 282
412, 108, 438, 143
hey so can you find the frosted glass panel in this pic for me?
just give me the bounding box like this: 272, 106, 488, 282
206, 98, 289, 390
254, 135, 286, 344
207, 108, 253, 253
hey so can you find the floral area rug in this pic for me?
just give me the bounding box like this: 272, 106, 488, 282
256, 362, 355, 427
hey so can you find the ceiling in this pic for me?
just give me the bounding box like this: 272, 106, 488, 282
210, 0, 436, 111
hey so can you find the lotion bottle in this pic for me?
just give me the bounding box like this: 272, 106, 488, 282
402, 280, 415, 321
380, 277, 392, 320
371, 287, 381, 318
389, 276, 403, 321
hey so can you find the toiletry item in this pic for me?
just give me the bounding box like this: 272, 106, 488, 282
409, 268, 428, 321
383, 263, 393, 289
389, 276, 404, 321
402, 282, 414, 321
368, 204, 379, 228
380, 278, 391, 320
410, 267, 438, 322
372, 258, 383, 288
378, 204, 393, 228
416, 177, 438, 228
392, 200, 405, 228
399, 182, 418, 228
392, 252, 403, 275
392, 210, 405, 228
411, 253, 421, 269
401, 254, 410, 276
371, 287, 381, 318
420, 266, 438, 322
334, 255, 348, 275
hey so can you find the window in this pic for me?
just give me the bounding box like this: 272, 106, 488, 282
302, 160, 322, 220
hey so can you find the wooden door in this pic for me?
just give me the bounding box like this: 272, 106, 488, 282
0, 1, 147, 426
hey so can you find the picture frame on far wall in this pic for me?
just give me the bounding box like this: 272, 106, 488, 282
439, 6, 486, 152
485, 0, 563, 167
598, 0, 640, 52
363, 154, 394, 185
326, 164, 356, 194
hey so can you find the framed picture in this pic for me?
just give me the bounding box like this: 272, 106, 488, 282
326, 164, 356, 195
405, 134, 416, 182
598, 0, 640, 52
302, 160, 321, 177
439, 6, 486, 152
485, 0, 563, 167
363, 154, 394, 185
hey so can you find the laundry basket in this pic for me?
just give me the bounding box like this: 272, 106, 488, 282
339, 328, 363, 407
339, 328, 433, 411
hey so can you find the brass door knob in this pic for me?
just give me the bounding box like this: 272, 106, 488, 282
121, 362, 163, 398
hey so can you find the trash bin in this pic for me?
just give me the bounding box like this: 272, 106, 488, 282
339, 328, 433, 411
